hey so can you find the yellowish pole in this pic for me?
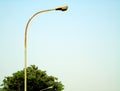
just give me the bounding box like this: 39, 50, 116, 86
24, 5, 68, 91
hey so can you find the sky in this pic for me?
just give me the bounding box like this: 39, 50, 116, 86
0, 0, 120, 91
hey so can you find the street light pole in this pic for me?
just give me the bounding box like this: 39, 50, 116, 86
24, 5, 68, 91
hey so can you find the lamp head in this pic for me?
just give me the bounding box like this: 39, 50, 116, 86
55, 5, 68, 11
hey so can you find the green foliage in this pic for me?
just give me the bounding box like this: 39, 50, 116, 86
1, 65, 64, 91
0, 88, 6, 91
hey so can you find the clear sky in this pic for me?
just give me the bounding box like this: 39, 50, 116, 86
0, 0, 120, 91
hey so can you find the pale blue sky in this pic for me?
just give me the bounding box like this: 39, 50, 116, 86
0, 0, 120, 91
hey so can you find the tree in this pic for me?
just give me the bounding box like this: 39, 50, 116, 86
1, 65, 64, 91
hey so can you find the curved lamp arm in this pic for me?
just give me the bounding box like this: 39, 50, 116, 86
24, 5, 68, 91
24, 4, 68, 48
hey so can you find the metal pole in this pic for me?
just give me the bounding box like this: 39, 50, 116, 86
24, 5, 68, 91
24, 8, 56, 91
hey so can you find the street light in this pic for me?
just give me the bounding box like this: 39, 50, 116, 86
24, 5, 68, 91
